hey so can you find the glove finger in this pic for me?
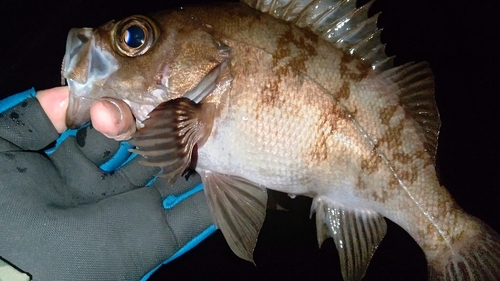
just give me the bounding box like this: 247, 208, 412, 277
52, 123, 150, 173
49, 135, 159, 204
151, 171, 202, 197
73, 125, 126, 169
0, 92, 60, 151
50, 122, 203, 204
45, 124, 127, 170
162, 186, 215, 262
142, 174, 216, 273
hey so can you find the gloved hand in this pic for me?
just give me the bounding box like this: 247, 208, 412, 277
0, 88, 215, 281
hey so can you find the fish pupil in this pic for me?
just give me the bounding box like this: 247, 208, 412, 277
124, 25, 145, 48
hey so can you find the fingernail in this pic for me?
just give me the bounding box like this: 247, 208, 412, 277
101, 98, 123, 125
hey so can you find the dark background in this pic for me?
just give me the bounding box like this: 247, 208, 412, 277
2, 0, 499, 280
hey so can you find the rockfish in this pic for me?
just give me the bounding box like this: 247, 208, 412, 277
61, 0, 500, 280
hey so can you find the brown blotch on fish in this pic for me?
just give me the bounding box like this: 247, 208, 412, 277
356, 174, 368, 190
309, 132, 329, 162
361, 153, 383, 175
398, 167, 418, 185
339, 51, 370, 82
259, 79, 283, 108
370, 188, 391, 204
379, 104, 400, 127
379, 121, 405, 150
387, 176, 400, 191
336, 81, 351, 101
415, 149, 435, 168
273, 28, 318, 77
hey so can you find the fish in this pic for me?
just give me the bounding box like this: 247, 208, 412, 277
60, 0, 500, 280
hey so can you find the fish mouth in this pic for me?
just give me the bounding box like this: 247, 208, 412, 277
62, 28, 119, 128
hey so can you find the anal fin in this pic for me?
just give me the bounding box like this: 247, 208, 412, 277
312, 197, 387, 281
199, 171, 268, 263
130, 98, 214, 183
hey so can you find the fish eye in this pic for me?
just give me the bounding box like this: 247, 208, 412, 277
113, 16, 159, 57
124, 25, 145, 48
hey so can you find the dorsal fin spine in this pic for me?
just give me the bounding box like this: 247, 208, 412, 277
346, 15, 379, 53
313, 1, 352, 32
327, 0, 375, 43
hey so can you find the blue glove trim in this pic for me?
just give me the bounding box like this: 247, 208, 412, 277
99, 141, 135, 172
140, 224, 217, 281
44, 128, 80, 155
145, 173, 159, 187
0, 88, 36, 113
162, 183, 204, 210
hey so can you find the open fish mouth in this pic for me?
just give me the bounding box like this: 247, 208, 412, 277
62, 28, 119, 128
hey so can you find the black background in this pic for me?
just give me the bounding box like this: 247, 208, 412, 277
1, 0, 500, 280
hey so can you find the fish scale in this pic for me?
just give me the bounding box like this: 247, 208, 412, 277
61, 1, 500, 280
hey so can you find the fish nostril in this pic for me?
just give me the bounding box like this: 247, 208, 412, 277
76, 33, 89, 44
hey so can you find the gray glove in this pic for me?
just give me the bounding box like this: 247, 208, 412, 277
0, 88, 214, 281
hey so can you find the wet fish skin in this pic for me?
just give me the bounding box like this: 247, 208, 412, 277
61, 1, 500, 280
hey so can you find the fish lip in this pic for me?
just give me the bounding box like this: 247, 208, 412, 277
64, 81, 93, 128
62, 28, 119, 128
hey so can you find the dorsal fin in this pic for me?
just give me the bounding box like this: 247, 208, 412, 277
380, 62, 441, 159
242, 0, 394, 71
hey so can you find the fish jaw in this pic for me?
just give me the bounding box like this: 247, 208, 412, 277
62, 28, 119, 128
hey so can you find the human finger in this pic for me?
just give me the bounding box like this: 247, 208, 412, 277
36, 86, 69, 133
90, 98, 136, 141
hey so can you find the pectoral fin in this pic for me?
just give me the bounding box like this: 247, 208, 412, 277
312, 197, 387, 281
199, 171, 268, 262
130, 98, 214, 183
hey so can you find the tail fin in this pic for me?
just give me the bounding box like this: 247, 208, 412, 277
427, 216, 500, 281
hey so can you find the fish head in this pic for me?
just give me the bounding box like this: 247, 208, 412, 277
62, 9, 230, 128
